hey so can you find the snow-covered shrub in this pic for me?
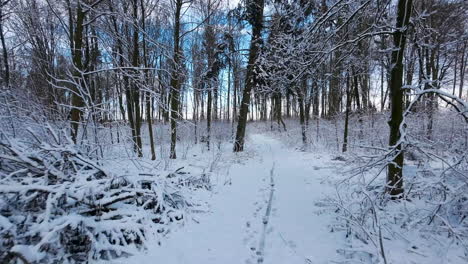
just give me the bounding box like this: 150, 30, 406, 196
262, 109, 467, 262
326, 160, 468, 262
323, 128, 468, 263
0, 130, 209, 263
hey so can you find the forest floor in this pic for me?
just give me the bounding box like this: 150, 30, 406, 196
120, 133, 345, 264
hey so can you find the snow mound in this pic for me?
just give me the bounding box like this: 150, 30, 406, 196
0, 132, 210, 263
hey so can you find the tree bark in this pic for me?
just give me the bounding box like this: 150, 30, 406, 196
70, 2, 86, 143
141, 0, 155, 160
169, 0, 183, 159
131, 0, 142, 157
0, 1, 9, 87
459, 41, 466, 99
328, 53, 340, 117
343, 71, 351, 152
387, 0, 413, 198
207, 83, 212, 150
233, 0, 264, 152
297, 89, 307, 146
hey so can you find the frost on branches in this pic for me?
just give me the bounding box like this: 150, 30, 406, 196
324, 111, 468, 263
0, 129, 210, 263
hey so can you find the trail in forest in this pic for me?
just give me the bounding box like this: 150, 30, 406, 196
124, 134, 344, 264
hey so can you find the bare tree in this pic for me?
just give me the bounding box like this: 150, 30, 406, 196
169, 0, 184, 159
233, 0, 264, 152
0, 0, 10, 87
386, 0, 413, 198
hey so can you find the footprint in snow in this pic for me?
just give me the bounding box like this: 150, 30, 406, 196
267, 227, 274, 234
288, 240, 297, 249
272, 208, 278, 216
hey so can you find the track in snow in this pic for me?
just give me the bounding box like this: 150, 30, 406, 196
123, 134, 344, 264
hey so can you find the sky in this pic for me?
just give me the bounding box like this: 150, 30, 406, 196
228, 0, 241, 9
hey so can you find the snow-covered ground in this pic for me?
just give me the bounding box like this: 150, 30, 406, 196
3, 115, 465, 263
120, 133, 344, 264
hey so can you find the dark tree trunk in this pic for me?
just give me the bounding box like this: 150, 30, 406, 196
131, 0, 142, 157
232, 63, 238, 123
227, 60, 231, 121
125, 77, 137, 153
141, 0, 155, 160
352, 67, 361, 111
207, 85, 212, 150
70, 3, 86, 143
360, 73, 369, 110
426, 49, 436, 140
169, 0, 182, 159
381, 59, 385, 111
146, 91, 156, 160
213, 82, 218, 121
312, 82, 320, 118
118, 85, 126, 122
343, 72, 351, 152
233, 0, 264, 152
297, 89, 307, 146
459, 41, 466, 99
273, 91, 286, 131
387, 0, 413, 198
405, 45, 415, 108
328, 53, 341, 117
0, 1, 9, 87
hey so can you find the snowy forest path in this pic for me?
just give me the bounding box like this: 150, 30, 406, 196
123, 134, 343, 264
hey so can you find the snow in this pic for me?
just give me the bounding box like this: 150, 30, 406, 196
10, 245, 44, 263
0, 214, 13, 230
3, 116, 466, 263
120, 134, 344, 264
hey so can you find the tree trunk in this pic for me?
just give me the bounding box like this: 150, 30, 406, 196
343, 72, 351, 152
274, 91, 286, 131
426, 49, 436, 140
328, 53, 340, 117
452, 44, 458, 96
321, 85, 327, 118
352, 67, 361, 111
459, 41, 466, 99
386, 0, 413, 198
70, 3, 86, 143
207, 85, 212, 150
169, 0, 182, 159
297, 89, 307, 146
227, 61, 231, 121
0, 1, 9, 87
381, 57, 385, 111
233, 0, 264, 152
141, 0, 155, 160
132, 0, 142, 157
312, 82, 320, 118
